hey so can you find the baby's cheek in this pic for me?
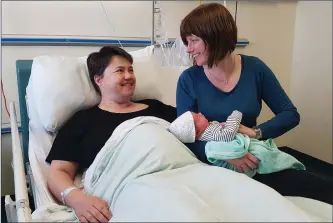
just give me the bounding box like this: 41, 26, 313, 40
197, 123, 206, 132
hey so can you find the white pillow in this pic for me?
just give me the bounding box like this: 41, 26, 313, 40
131, 60, 188, 105
29, 55, 100, 132
130, 45, 154, 60
29, 46, 159, 132
154, 66, 189, 106
131, 59, 162, 102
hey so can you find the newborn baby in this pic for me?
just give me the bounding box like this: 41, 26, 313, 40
168, 110, 242, 143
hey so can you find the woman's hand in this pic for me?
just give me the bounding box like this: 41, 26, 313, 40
66, 190, 112, 222
47, 161, 111, 222
238, 124, 256, 138
225, 153, 260, 173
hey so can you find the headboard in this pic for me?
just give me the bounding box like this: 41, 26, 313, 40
16, 60, 33, 169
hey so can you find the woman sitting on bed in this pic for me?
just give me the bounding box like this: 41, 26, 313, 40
45, 46, 177, 222
176, 2, 333, 205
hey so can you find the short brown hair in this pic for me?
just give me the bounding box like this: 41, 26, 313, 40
87, 46, 133, 94
180, 3, 237, 68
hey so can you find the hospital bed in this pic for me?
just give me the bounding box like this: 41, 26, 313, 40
4, 46, 182, 221
5, 48, 333, 222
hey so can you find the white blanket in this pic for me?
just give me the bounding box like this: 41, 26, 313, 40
32, 117, 331, 222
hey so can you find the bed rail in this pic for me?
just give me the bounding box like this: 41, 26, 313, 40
6, 101, 32, 222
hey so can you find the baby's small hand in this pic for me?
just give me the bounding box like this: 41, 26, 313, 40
238, 124, 256, 138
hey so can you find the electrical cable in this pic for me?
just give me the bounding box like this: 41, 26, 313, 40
1, 79, 10, 118
99, 1, 124, 48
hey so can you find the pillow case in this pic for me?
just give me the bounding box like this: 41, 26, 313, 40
29, 55, 98, 132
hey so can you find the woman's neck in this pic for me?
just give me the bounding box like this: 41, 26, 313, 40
204, 53, 236, 79
99, 96, 134, 112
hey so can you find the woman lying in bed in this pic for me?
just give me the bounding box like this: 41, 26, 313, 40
45, 46, 177, 222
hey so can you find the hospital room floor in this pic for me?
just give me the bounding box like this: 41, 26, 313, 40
1, 146, 332, 222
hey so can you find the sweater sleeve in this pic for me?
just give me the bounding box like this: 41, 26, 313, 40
176, 70, 198, 116
199, 110, 242, 142
256, 58, 300, 139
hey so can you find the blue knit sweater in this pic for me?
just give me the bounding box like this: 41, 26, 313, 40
176, 54, 300, 163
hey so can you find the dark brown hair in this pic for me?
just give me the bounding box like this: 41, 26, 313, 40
180, 3, 237, 68
87, 46, 133, 94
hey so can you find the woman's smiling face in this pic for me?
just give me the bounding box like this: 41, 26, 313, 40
185, 35, 209, 66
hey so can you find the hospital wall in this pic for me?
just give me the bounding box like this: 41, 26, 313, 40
1, 1, 331, 195
283, 1, 332, 164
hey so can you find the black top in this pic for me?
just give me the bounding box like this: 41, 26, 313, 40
46, 99, 177, 170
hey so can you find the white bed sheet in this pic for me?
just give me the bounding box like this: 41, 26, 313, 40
27, 125, 332, 221
285, 197, 332, 222
25, 93, 332, 220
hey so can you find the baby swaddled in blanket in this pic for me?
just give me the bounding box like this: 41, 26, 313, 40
168, 111, 305, 177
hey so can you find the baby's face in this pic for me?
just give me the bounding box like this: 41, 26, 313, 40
191, 112, 209, 138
